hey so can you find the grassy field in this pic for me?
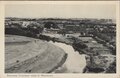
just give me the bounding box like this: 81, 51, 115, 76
5, 35, 67, 73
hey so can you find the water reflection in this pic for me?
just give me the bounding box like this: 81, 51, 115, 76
49, 41, 86, 73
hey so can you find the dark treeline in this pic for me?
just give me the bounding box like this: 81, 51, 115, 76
5, 28, 37, 38
5, 27, 57, 43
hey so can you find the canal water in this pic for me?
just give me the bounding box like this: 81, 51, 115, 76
49, 41, 86, 73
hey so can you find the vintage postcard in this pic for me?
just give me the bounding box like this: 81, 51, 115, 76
0, 1, 120, 78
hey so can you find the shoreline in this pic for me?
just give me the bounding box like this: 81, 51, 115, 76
47, 53, 68, 73
5, 35, 68, 73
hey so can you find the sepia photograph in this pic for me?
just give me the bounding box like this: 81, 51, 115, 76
0, 1, 119, 78
4, 2, 117, 74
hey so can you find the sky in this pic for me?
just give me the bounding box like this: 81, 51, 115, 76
5, 4, 116, 19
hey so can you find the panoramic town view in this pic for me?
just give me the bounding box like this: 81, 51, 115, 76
5, 4, 116, 73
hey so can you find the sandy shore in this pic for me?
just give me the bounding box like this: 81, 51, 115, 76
5, 35, 67, 73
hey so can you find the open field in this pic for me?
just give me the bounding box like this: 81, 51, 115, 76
5, 35, 67, 73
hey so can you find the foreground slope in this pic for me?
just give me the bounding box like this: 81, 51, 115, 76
5, 35, 67, 73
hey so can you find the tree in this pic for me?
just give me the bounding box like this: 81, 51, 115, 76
44, 22, 57, 29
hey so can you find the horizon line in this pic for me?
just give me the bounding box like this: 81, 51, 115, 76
5, 17, 116, 20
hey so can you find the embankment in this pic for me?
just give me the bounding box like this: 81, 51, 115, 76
5, 35, 67, 73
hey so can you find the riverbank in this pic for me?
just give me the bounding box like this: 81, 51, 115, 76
40, 33, 116, 73
5, 33, 116, 73
5, 35, 67, 73
49, 41, 86, 73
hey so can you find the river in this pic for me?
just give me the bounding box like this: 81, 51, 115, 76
49, 41, 86, 73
